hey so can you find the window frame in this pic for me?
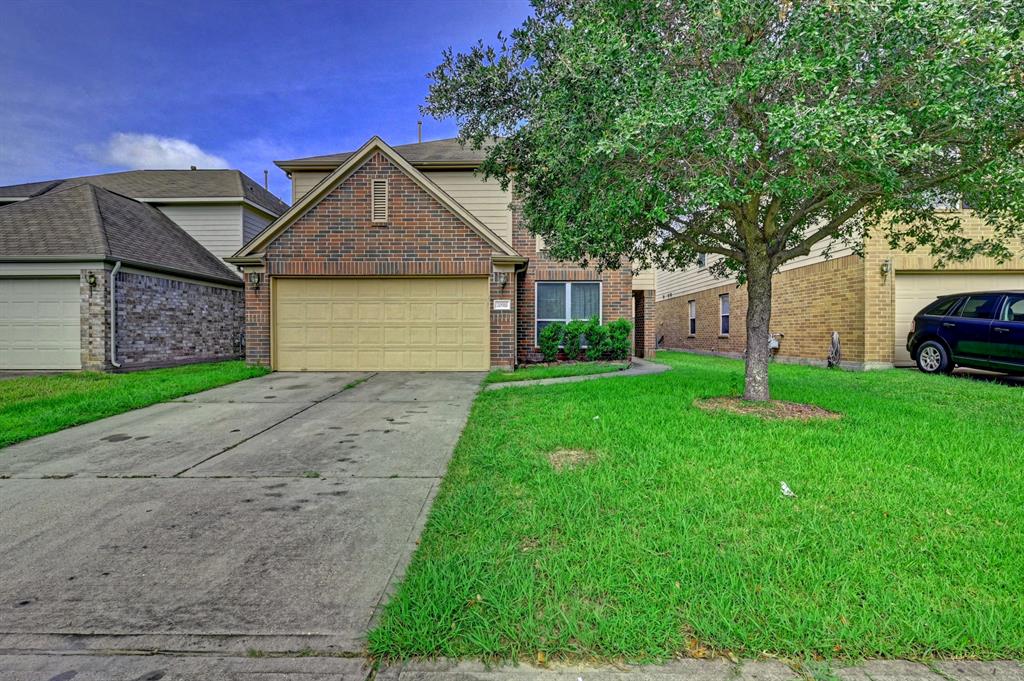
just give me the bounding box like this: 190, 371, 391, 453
719, 293, 730, 336
688, 300, 696, 336
954, 294, 1004, 321
1000, 294, 1024, 323
534, 280, 603, 346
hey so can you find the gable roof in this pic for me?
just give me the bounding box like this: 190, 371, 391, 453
0, 169, 288, 216
0, 183, 243, 286
234, 136, 519, 260
276, 137, 496, 171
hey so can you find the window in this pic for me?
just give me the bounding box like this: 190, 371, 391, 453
688, 300, 696, 335
371, 179, 388, 223
697, 253, 707, 268
923, 296, 962, 317
720, 294, 730, 335
956, 294, 1001, 320
1001, 295, 1024, 323
536, 281, 601, 342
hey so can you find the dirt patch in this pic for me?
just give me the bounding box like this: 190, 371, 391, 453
694, 397, 841, 421
547, 448, 597, 471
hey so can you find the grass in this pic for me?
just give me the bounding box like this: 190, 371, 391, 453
0, 361, 268, 448
369, 352, 1024, 662
485, 361, 630, 384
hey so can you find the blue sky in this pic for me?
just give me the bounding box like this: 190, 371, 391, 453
0, 0, 531, 201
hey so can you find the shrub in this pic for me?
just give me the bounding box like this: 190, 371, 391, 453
583, 316, 610, 361
538, 322, 564, 362
563, 319, 587, 360
607, 318, 634, 360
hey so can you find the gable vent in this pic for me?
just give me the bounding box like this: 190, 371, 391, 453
371, 179, 388, 223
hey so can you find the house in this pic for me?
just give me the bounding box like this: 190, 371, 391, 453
655, 215, 1024, 369
0, 169, 288, 265
0, 183, 245, 370
228, 136, 657, 372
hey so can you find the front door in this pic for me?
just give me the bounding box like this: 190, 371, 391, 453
990, 294, 1024, 372
942, 294, 1003, 363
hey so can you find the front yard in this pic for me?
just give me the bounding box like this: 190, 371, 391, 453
0, 361, 268, 448
370, 351, 1024, 661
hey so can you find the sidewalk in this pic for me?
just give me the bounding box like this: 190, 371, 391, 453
484, 357, 669, 391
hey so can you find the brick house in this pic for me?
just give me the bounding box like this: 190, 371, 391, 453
0, 183, 245, 370
655, 214, 1024, 369
228, 136, 656, 371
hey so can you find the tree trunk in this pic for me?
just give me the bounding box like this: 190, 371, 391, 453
744, 256, 773, 402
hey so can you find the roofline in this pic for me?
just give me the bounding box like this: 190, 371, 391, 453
275, 160, 484, 173
140, 196, 284, 217
0, 255, 242, 287
224, 254, 264, 266
239, 136, 518, 258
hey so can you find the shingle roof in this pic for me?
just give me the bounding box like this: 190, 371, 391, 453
0, 183, 242, 286
276, 137, 495, 170
0, 169, 288, 215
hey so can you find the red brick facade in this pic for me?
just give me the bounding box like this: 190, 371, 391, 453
632, 289, 656, 358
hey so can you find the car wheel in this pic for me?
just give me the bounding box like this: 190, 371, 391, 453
916, 341, 951, 375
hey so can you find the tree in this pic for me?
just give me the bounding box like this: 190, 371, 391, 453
424, 0, 1024, 401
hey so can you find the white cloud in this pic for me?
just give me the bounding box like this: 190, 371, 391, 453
97, 132, 229, 170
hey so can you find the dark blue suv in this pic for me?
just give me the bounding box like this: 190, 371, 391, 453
907, 291, 1024, 375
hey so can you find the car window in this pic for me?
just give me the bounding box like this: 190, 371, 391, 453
923, 297, 962, 316
1001, 295, 1024, 323
956, 295, 1002, 320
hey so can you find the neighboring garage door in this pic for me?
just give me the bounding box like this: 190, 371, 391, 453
273, 278, 489, 371
0, 278, 81, 370
894, 272, 1024, 366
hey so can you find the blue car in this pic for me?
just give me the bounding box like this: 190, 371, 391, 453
907, 291, 1024, 375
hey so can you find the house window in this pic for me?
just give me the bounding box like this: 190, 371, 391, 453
697, 253, 707, 267
536, 281, 601, 343
688, 300, 696, 335
371, 179, 388, 223
720, 293, 730, 335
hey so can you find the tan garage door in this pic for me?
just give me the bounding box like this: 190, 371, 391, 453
0, 278, 81, 370
273, 278, 489, 371
894, 272, 1024, 366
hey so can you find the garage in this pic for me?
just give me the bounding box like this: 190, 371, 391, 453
894, 272, 1024, 365
0, 278, 81, 370
273, 277, 490, 371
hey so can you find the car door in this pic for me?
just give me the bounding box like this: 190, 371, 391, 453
942, 294, 1003, 363
989, 294, 1024, 371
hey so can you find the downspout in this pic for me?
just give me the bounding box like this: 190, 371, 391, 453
109, 261, 122, 368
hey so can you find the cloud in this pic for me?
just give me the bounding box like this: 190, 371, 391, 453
96, 132, 229, 170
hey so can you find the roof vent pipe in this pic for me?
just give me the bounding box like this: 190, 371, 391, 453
264, 169, 269, 190
417, 120, 422, 143
110, 261, 122, 368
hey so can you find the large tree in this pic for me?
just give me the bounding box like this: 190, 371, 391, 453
425, 0, 1024, 400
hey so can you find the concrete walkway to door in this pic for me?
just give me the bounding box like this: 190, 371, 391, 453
0, 371, 484, 668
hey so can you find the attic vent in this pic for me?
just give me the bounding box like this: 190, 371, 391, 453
371, 179, 388, 223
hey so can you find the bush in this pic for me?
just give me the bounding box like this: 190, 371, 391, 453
563, 319, 588, 360
538, 322, 564, 362
583, 317, 610, 361
607, 318, 633, 360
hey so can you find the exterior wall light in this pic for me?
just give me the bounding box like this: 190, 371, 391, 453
86, 272, 97, 288
248, 272, 262, 288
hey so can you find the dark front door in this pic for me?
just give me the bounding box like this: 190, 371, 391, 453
990, 294, 1024, 371
943, 294, 1003, 363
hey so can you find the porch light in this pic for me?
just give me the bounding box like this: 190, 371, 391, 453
248, 272, 262, 288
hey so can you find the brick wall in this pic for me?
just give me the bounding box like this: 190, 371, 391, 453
80, 268, 111, 371
633, 290, 656, 358
510, 200, 634, 363
490, 270, 517, 369
656, 255, 866, 367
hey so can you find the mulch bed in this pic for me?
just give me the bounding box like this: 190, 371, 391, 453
694, 396, 841, 421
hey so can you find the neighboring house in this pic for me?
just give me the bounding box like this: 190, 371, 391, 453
655, 215, 1024, 369
229, 136, 657, 372
0, 184, 245, 371
0, 169, 288, 265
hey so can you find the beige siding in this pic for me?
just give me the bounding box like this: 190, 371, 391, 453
292, 171, 329, 203
632, 267, 655, 290
156, 204, 243, 261
242, 207, 272, 246
423, 171, 513, 248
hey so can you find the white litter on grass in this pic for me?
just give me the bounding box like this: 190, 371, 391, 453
593, 416, 600, 420
780, 481, 797, 498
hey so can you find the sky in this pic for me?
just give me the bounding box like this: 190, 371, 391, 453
0, 0, 531, 201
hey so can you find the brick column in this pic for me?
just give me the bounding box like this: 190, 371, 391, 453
633, 289, 657, 358
80, 268, 112, 371
490, 268, 517, 370
244, 270, 271, 367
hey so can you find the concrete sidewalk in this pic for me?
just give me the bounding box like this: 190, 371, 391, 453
485, 357, 669, 391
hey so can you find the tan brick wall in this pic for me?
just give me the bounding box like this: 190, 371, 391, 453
656, 255, 866, 366
633, 290, 656, 358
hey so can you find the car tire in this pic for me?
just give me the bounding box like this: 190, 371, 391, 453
916, 340, 952, 375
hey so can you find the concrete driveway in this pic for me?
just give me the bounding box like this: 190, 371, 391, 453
0, 371, 483, 669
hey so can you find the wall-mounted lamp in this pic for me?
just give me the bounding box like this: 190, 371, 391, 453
86, 272, 97, 288
880, 258, 893, 276
248, 272, 262, 289
497, 272, 509, 288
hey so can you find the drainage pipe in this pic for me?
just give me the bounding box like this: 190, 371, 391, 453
109, 261, 122, 368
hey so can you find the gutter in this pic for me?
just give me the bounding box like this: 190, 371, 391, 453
109, 261, 122, 368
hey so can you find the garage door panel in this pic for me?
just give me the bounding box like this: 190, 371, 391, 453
0, 278, 81, 370
894, 272, 1024, 365
274, 277, 489, 371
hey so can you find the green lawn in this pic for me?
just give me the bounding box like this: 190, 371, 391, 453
485, 362, 630, 384
0, 361, 268, 448
369, 352, 1024, 662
